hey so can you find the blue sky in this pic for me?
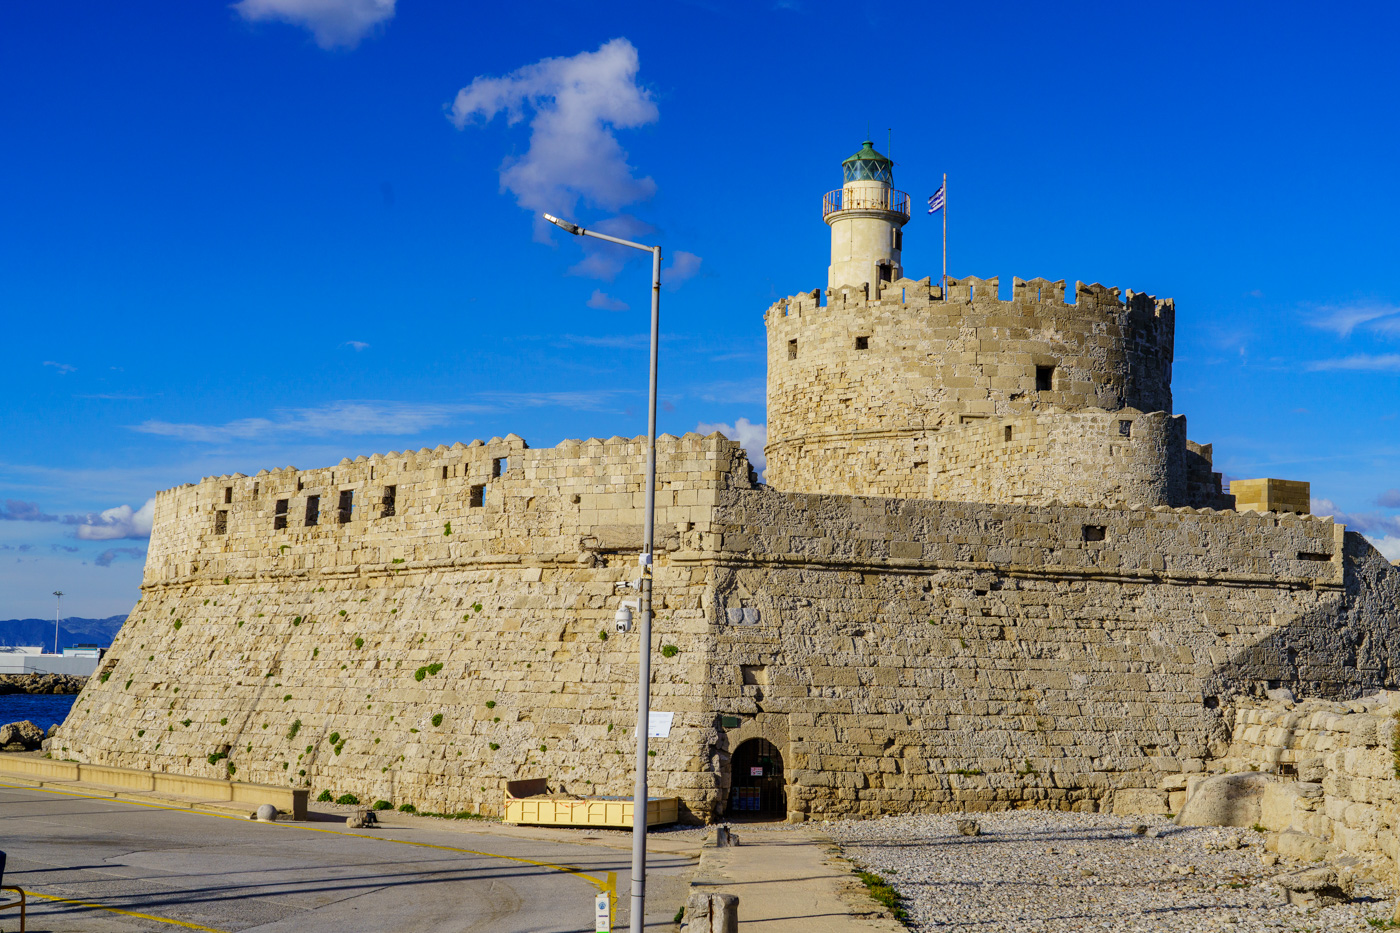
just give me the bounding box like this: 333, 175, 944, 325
2, 0, 1398, 618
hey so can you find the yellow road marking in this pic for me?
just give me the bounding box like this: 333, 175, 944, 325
24, 891, 229, 932
1, 780, 617, 896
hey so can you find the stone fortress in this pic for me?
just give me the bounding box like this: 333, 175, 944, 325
55, 141, 1399, 828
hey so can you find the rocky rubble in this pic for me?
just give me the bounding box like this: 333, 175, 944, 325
0, 673, 86, 695
824, 811, 1395, 931
0, 720, 45, 751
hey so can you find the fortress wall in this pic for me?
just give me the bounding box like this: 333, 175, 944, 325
928, 409, 1186, 507
764, 277, 1175, 498
52, 434, 755, 820
694, 488, 1391, 819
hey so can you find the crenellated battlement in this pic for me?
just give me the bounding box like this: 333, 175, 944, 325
763, 269, 1183, 501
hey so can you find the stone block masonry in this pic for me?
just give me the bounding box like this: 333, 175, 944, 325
54, 430, 1400, 822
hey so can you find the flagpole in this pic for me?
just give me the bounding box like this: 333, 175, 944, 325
942, 172, 948, 302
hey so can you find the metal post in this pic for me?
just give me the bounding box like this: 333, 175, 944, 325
630, 244, 661, 933
52, 591, 64, 655
942, 172, 948, 302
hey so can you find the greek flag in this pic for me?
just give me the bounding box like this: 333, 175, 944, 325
927, 185, 945, 214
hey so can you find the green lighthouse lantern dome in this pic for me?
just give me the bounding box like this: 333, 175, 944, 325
842, 140, 893, 185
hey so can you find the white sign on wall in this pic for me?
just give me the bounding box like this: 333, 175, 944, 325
647, 711, 674, 738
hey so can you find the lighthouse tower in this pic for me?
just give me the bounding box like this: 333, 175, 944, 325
823, 140, 911, 292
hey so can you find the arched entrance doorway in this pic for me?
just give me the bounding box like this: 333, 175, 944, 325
726, 738, 785, 819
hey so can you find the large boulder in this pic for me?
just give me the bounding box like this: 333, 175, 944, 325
0, 720, 45, 751
1275, 866, 1353, 907
1175, 772, 1274, 827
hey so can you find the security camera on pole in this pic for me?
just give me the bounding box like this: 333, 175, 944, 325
544, 212, 662, 933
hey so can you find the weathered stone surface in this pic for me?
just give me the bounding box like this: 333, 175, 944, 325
0, 720, 44, 750
1175, 774, 1274, 828
1113, 789, 1168, 816
684, 892, 738, 933
1275, 866, 1352, 907
255, 803, 277, 822
956, 820, 980, 836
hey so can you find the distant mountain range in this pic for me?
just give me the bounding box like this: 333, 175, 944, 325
0, 615, 127, 650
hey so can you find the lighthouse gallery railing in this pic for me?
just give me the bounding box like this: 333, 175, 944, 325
822, 188, 911, 219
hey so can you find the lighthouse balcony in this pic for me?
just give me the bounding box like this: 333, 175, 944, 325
822, 188, 910, 220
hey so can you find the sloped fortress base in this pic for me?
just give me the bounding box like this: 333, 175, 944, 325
53, 434, 1400, 822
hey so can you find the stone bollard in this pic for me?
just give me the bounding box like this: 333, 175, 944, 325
684, 892, 739, 933
956, 820, 980, 837
714, 826, 739, 848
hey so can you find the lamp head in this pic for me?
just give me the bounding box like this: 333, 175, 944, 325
543, 213, 581, 236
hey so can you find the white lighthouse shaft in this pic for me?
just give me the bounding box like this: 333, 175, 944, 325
824, 140, 910, 292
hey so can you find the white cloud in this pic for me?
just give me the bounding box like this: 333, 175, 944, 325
73, 499, 156, 541
130, 395, 620, 444
43, 361, 75, 375
1305, 354, 1400, 372
696, 417, 767, 479
663, 251, 703, 290
1312, 498, 1400, 558
448, 39, 658, 237
232, 0, 395, 49
343, 340, 370, 351
1307, 301, 1400, 337
586, 290, 629, 311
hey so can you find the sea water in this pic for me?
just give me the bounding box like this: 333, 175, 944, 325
0, 693, 78, 731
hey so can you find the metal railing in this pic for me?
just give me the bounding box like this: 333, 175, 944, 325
822, 188, 910, 219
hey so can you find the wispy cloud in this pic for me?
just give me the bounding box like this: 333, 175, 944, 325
232, 0, 395, 49
1306, 301, 1400, 337
449, 38, 658, 240
663, 251, 703, 290
557, 334, 648, 350
94, 546, 146, 567
566, 214, 656, 281
696, 418, 767, 478
1379, 489, 1400, 509
694, 379, 765, 406
43, 361, 75, 375
0, 500, 59, 522
1305, 354, 1400, 372
586, 290, 629, 311
343, 340, 370, 351
130, 396, 620, 444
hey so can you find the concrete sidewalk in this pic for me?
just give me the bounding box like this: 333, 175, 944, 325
687, 828, 905, 932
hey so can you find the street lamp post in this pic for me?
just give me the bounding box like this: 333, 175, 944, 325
52, 591, 64, 655
544, 212, 660, 933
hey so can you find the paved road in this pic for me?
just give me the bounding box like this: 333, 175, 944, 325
0, 783, 695, 932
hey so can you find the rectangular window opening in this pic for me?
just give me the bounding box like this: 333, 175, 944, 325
273, 499, 288, 530
223, 486, 232, 504
1117, 419, 1133, 437
1082, 524, 1107, 542
470, 484, 485, 508
252, 481, 260, 499
441, 465, 449, 480
337, 490, 353, 524
1036, 365, 1055, 392
1004, 425, 1013, 443
214, 510, 228, 535
1297, 551, 1332, 562
381, 485, 397, 518
787, 338, 797, 360
492, 457, 507, 478
305, 495, 320, 527
854, 335, 869, 350
296, 478, 304, 491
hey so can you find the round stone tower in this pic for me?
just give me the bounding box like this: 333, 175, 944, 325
823, 140, 911, 291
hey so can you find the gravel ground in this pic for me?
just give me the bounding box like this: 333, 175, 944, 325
822, 811, 1398, 932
